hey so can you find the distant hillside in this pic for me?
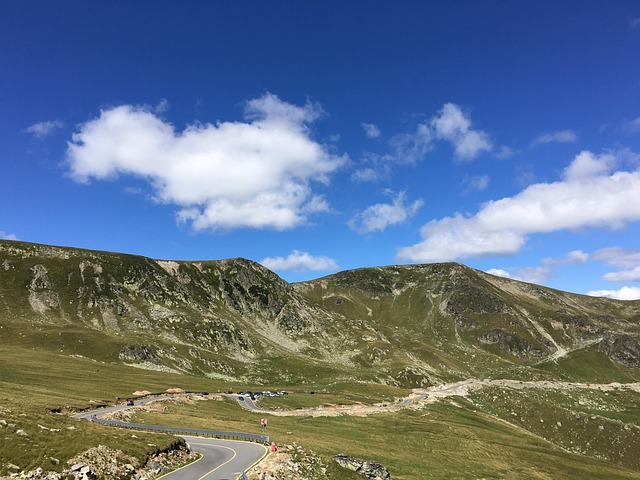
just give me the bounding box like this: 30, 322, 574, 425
1, 239, 639, 386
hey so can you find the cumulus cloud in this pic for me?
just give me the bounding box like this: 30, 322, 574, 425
602, 266, 640, 282
66, 93, 346, 231
588, 287, 640, 301
355, 103, 491, 177
350, 191, 423, 234
486, 268, 511, 278
362, 123, 381, 139
397, 150, 640, 262
260, 250, 338, 273
24, 120, 64, 138
531, 129, 578, 147
431, 103, 492, 160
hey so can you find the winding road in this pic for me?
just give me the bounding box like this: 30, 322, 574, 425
74, 398, 267, 480
74, 380, 640, 478
158, 437, 266, 480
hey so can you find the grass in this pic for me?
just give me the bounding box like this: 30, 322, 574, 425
2, 334, 640, 478
3, 242, 640, 478
135, 395, 640, 479
468, 386, 640, 472
534, 345, 640, 383
0, 342, 228, 476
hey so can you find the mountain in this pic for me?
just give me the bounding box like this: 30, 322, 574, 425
1, 239, 639, 386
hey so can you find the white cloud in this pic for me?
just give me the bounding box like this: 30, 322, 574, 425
487, 266, 553, 284
486, 268, 511, 278
397, 150, 640, 262
352, 167, 383, 183
0, 231, 18, 240
350, 191, 423, 234
496, 145, 516, 159
66, 93, 346, 231
260, 250, 338, 273
155, 98, 170, 114
24, 120, 64, 138
390, 123, 433, 164
592, 247, 640, 283
631, 17, 640, 28
362, 123, 381, 139
593, 247, 640, 268
351, 152, 394, 183
462, 174, 490, 193
565, 249, 590, 264
563, 150, 616, 181
602, 266, 640, 282
431, 103, 492, 160
588, 287, 640, 301
621, 117, 640, 134
531, 129, 578, 147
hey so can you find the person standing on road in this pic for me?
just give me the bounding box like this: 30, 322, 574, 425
270, 441, 277, 453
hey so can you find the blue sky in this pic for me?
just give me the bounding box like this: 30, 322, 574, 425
2, 1, 640, 299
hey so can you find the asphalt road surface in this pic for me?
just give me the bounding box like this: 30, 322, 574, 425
158, 437, 267, 480
74, 397, 267, 480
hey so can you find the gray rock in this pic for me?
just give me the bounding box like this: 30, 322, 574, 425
333, 454, 391, 480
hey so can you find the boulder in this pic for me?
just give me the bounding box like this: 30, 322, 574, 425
333, 454, 391, 480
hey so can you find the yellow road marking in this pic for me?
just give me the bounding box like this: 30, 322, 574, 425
189, 443, 237, 480
156, 452, 203, 479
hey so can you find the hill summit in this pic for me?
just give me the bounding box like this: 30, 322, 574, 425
1, 239, 639, 386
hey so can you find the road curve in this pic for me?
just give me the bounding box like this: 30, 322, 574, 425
158, 437, 267, 480
74, 398, 267, 480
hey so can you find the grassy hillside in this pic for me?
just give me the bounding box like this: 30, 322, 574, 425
1, 239, 640, 478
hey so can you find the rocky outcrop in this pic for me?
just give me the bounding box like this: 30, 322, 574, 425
119, 344, 157, 362
600, 334, 640, 368
478, 329, 545, 357
333, 454, 391, 480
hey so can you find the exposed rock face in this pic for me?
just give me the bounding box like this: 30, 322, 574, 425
2, 239, 640, 386
333, 454, 391, 480
479, 329, 544, 357
119, 344, 157, 362
600, 334, 640, 368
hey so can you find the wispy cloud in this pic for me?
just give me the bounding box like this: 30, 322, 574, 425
355, 103, 492, 179
621, 117, 640, 134
260, 250, 338, 273
66, 93, 346, 231
461, 174, 490, 194
0, 231, 18, 240
350, 191, 423, 234
397, 151, 640, 262
23, 120, 64, 138
631, 17, 640, 28
390, 123, 433, 164
591, 247, 640, 283
496, 145, 517, 159
362, 123, 381, 139
531, 129, 578, 147
486, 250, 589, 285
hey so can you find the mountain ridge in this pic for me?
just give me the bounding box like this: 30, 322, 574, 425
1, 239, 639, 387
